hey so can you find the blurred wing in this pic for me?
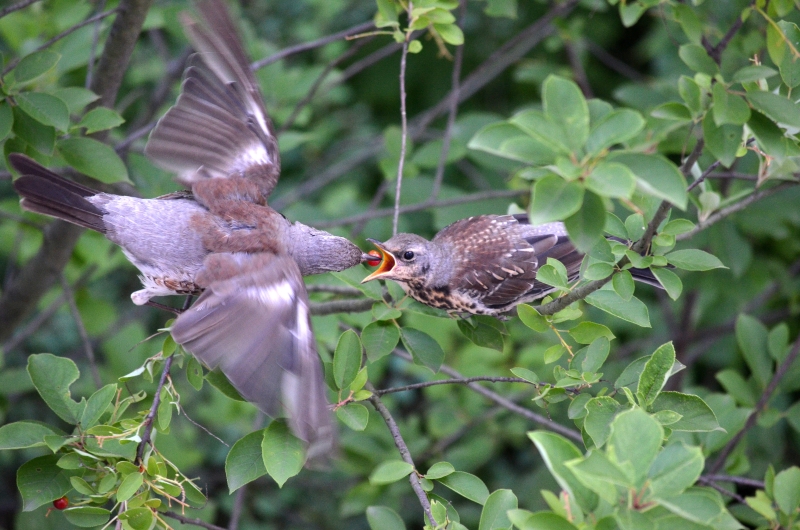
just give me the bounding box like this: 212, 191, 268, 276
145, 0, 280, 198
170, 252, 333, 456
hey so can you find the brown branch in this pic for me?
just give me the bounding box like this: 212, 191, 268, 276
393, 350, 583, 442
708, 332, 800, 474
536, 276, 613, 316
698, 476, 745, 503
135, 354, 174, 465
162, 511, 226, 530
368, 388, 436, 527
310, 298, 375, 316
392, 23, 412, 236
374, 376, 536, 396
702, 474, 765, 489
305, 284, 363, 296
0, 0, 40, 19
252, 21, 376, 70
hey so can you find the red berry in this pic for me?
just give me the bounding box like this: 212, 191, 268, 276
52, 496, 69, 510
366, 250, 382, 266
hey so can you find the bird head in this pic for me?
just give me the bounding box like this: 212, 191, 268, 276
361, 233, 432, 284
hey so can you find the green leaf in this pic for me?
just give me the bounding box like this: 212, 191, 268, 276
678, 44, 718, 75
568, 322, 614, 344
0, 421, 61, 450
536, 264, 569, 290
52, 87, 99, 114
57, 137, 129, 183
332, 266, 383, 300
118, 507, 154, 530
585, 161, 637, 199
79, 383, 116, 430
116, 472, 143, 502
564, 190, 605, 253
528, 432, 598, 512
186, 355, 204, 390
747, 90, 800, 128
585, 290, 650, 327
458, 317, 505, 352
732, 65, 778, 84
651, 268, 683, 300
648, 442, 704, 498
774, 21, 800, 87
468, 122, 556, 165
77, 107, 125, 134
369, 460, 414, 485
366, 506, 406, 530
434, 23, 464, 45
735, 314, 772, 388
747, 109, 800, 158
651, 392, 721, 432
611, 153, 687, 210
11, 50, 60, 85
584, 396, 625, 448
399, 327, 444, 373
15, 92, 70, 132
665, 249, 726, 271
607, 408, 663, 486
711, 83, 750, 125
586, 109, 645, 155
361, 321, 400, 362
518, 304, 549, 332
333, 330, 362, 389
651, 102, 692, 121
336, 403, 369, 431
205, 368, 246, 402
702, 113, 741, 168
226, 430, 267, 492
657, 487, 729, 526
637, 342, 675, 408
774, 467, 800, 515
63, 506, 111, 528
479, 489, 517, 530
582, 337, 610, 373
426, 461, 456, 479
543, 75, 590, 153
262, 421, 304, 487
12, 106, 56, 155
17, 454, 77, 511
27, 354, 85, 424
438, 471, 491, 505
529, 175, 584, 225
612, 270, 635, 301
508, 511, 579, 530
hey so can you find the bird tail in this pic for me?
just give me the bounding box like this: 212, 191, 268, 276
629, 267, 663, 289
9, 154, 106, 233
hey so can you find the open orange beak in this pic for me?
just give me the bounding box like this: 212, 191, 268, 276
361, 239, 396, 283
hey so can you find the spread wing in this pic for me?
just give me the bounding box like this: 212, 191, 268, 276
145, 0, 280, 198
439, 215, 583, 309
170, 252, 333, 458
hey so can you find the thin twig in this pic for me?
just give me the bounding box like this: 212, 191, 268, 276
677, 182, 796, 241
350, 180, 391, 238
393, 350, 583, 442
305, 284, 363, 296
374, 376, 535, 396
2, 8, 119, 76
368, 388, 436, 526
135, 354, 175, 465
392, 13, 412, 236
698, 476, 745, 503
709, 332, 800, 474
430, 0, 466, 201
313, 189, 527, 229
702, 474, 765, 489
0, 0, 40, 19
252, 21, 375, 70
162, 511, 226, 530
59, 274, 102, 389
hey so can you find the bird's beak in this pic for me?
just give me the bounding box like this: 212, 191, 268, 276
362, 239, 396, 283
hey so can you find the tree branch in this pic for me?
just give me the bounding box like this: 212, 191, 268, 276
0, 0, 40, 19
368, 389, 436, 527
708, 331, 800, 474
310, 298, 375, 316
162, 511, 226, 530
135, 354, 174, 465
374, 376, 536, 396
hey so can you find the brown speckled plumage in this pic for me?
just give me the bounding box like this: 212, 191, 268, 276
363, 214, 661, 316
10, 0, 367, 457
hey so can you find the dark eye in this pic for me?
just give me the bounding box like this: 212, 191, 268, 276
403, 251, 415, 261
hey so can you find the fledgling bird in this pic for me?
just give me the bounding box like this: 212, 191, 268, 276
362, 214, 661, 316
10, 0, 369, 457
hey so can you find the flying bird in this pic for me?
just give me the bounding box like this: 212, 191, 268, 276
362, 214, 661, 316
11, 0, 369, 457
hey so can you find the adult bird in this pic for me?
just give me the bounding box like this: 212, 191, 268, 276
10, 0, 369, 457
362, 214, 661, 317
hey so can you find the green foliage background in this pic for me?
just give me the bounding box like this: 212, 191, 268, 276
1, 0, 800, 529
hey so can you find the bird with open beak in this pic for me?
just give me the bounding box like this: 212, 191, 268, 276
11, 0, 372, 459
362, 214, 661, 317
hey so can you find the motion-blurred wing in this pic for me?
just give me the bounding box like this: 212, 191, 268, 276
170, 252, 333, 458
145, 0, 280, 198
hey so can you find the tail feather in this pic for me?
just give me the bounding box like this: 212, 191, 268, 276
9, 155, 106, 233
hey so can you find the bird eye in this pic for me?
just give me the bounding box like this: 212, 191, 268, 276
403, 251, 415, 261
